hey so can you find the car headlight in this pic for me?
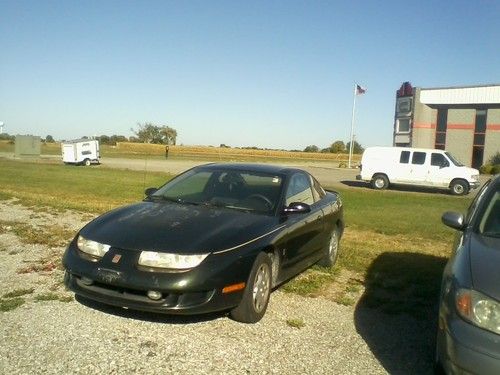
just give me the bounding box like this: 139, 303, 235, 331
138, 251, 209, 270
77, 235, 110, 258
456, 289, 500, 335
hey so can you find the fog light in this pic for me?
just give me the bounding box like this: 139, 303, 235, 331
81, 277, 93, 286
147, 290, 162, 300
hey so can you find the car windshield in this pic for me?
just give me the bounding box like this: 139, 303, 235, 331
478, 189, 500, 238
445, 152, 464, 167
150, 168, 284, 214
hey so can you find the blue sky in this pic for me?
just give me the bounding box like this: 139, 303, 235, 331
1, 0, 499, 150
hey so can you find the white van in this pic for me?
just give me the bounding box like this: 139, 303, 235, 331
62, 139, 100, 166
356, 147, 480, 195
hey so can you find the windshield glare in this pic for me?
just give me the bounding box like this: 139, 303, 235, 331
151, 169, 284, 214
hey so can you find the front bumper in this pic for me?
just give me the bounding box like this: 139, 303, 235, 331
437, 316, 500, 374
469, 180, 481, 190
62, 240, 253, 315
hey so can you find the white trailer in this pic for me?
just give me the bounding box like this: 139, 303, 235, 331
61, 139, 100, 166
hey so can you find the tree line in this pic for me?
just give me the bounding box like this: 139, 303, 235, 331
303, 140, 364, 154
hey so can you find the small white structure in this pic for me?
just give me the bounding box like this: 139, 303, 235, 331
356, 146, 480, 195
62, 139, 100, 166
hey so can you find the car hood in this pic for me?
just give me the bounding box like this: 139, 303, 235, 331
79, 201, 279, 254
469, 233, 500, 301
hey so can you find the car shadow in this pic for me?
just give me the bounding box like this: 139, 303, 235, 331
341, 180, 455, 195
75, 295, 227, 324
354, 252, 447, 374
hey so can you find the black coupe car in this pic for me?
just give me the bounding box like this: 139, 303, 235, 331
63, 163, 344, 323
436, 174, 500, 373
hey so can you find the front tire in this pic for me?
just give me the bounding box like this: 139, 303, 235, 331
318, 226, 340, 268
371, 174, 389, 190
450, 179, 468, 195
230, 252, 272, 323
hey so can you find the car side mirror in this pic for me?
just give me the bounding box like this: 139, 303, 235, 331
283, 202, 311, 214
144, 187, 158, 196
442, 211, 465, 231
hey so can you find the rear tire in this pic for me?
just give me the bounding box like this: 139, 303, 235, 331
318, 226, 340, 268
230, 252, 272, 323
450, 179, 468, 195
371, 174, 389, 190
84, 159, 91, 167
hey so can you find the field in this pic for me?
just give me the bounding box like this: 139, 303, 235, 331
0, 140, 361, 165
0, 157, 470, 319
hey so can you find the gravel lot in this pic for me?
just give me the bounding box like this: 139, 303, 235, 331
0, 198, 437, 374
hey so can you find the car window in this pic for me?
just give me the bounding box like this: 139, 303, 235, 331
412, 152, 426, 165
285, 173, 314, 206
431, 153, 449, 167
310, 175, 326, 202
478, 189, 500, 236
400, 151, 410, 164
466, 180, 491, 224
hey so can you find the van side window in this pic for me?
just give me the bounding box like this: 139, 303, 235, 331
412, 152, 426, 165
400, 151, 410, 164
431, 153, 449, 167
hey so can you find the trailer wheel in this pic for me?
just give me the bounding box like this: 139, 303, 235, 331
84, 159, 91, 167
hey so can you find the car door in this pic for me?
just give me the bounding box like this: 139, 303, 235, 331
279, 172, 326, 279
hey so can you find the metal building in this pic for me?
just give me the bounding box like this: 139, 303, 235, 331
393, 82, 500, 168
14, 135, 41, 158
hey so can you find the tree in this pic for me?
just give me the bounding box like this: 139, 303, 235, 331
330, 140, 346, 153
45, 135, 55, 143
133, 123, 178, 145
303, 145, 319, 153
346, 140, 364, 154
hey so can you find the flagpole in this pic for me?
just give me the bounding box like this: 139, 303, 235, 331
348, 83, 357, 168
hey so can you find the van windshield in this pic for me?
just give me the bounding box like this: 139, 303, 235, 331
445, 152, 464, 167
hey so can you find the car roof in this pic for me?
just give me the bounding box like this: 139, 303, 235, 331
194, 162, 304, 176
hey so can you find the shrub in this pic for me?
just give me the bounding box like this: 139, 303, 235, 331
479, 164, 494, 174
491, 164, 500, 174
489, 152, 500, 165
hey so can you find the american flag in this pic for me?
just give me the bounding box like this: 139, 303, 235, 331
356, 85, 367, 95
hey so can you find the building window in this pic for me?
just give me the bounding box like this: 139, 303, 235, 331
472, 109, 487, 169
435, 108, 448, 149
396, 118, 411, 133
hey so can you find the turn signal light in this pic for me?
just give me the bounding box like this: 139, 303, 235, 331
222, 282, 246, 294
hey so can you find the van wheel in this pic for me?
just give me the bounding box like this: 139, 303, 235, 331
371, 174, 389, 190
84, 159, 91, 167
450, 179, 469, 195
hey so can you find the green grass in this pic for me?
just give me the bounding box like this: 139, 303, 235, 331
3, 288, 35, 298
286, 318, 306, 329
0, 159, 170, 213
0, 297, 25, 312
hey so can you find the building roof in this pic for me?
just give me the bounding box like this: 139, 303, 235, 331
419, 84, 500, 105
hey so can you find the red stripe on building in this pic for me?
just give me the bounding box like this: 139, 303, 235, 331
447, 124, 474, 130
413, 122, 435, 129
486, 124, 500, 131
